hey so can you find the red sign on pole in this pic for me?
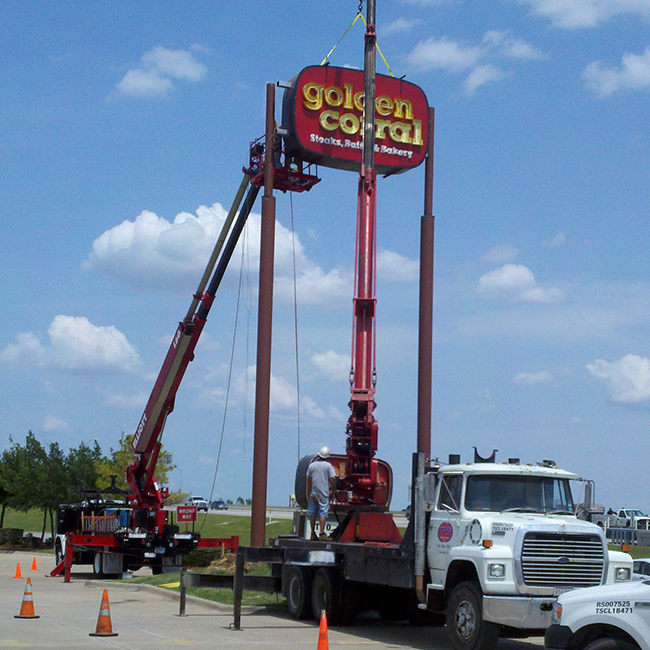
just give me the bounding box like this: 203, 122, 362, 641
177, 505, 197, 523
282, 65, 429, 175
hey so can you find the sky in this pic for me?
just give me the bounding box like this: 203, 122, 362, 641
2, 0, 650, 513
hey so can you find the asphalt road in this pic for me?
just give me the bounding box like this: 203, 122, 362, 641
2, 549, 545, 649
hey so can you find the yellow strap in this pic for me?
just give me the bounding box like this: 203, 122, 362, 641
321, 12, 396, 78
320, 13, 363, 66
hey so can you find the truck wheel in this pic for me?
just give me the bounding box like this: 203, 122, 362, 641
446, 582, 500, 650
584, 639, 637, 650
311, 568, 346, 625
284, 566, 312, 620
93, 552, 104, 578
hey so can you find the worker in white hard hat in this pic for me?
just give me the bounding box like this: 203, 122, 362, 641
306, 446, 337, 541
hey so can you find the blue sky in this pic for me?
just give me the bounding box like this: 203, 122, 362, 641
2, 0, 650, 511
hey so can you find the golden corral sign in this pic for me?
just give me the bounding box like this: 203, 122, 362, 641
282, 65, 429, 175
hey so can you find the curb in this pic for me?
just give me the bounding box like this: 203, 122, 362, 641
83, 580, 257, 613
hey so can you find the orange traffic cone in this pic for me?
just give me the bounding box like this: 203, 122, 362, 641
30, 557, 38, 571
89, 589, 118, 637
14, 577, 39, 619
317, 609, 329, 650
14, 562, 22, 579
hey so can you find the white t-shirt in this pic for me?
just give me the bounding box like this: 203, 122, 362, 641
307, 459, 336, 505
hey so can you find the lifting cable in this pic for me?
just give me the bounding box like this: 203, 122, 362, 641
203, 219, 251, 529
320, 2, 396, 78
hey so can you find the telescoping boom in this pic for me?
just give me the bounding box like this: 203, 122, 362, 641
127, 177, 260, 510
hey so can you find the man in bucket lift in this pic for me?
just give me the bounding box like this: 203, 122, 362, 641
306, 447, 337, 541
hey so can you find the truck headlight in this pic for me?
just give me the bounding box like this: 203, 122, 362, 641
615, 567, 631, 581
488, 563, 505, 578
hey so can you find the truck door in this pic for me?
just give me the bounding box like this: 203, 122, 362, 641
427, 472, 463, 588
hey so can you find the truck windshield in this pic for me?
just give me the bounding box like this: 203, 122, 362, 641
465, 475, 575, 514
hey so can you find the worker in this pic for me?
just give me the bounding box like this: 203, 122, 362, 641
306, 446, 337, 541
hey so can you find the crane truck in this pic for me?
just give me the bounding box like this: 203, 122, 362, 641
52, 141, 319, 580
230, 5, 632, 650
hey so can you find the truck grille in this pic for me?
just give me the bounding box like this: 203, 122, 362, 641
521, 532, 605, 587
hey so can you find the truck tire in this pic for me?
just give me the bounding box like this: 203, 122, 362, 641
311, 567, 346, 625
446, 581, 500, 650
284, 566, 312, 620
93, 552, 104, 578
584, 639, 638, 650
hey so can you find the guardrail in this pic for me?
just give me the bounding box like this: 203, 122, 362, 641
607, 527, 650, 546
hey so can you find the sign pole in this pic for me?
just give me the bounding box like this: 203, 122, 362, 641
250, 83, 276, 547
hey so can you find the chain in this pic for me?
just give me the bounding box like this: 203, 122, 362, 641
358, 0, 364, 15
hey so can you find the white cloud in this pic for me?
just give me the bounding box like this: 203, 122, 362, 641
583, 48, 650, 97
545, 232, 567, 247
104, 391, 149, 408
311, 350, 350, 382
0, 315, 139, 372
408, 36, 483, 73
43, 416, 68, 432
481, 30, 546, 61
114, 45, 207, 99
483, 244, 520, 264
514, 0, 650, 29
377, 249, 419, 282
84, 202, 353, 308
465, 64, 508, 96
514, 371, 553, 384
477, 263, 566, 303
407, 29, 544, 95
382, 17, 423, 35
587, 354, 650, 402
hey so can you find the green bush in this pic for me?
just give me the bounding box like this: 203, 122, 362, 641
0, 528, 24, 546
182, 548, 225, 567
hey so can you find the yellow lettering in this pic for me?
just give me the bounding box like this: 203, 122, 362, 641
375, 119, 391, 140
411, 119, 424, 146
343, 83, 353, 109
375, 95, 393, 117
324, 85, 344, 108
393, 98, 414, 120
388, 121, 412, 144
353, 91, 364, 112
319, 110, 339, 131
339, 112, 360, 135
303, 83, 324, 111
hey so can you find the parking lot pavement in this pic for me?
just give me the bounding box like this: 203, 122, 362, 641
1, 549, 544, 649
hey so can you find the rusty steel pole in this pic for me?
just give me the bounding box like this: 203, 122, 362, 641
417, 107, 435, 459
250, 83, 276, 547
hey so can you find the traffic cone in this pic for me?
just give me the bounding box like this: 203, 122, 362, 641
317, 609, 329, 650
14, 577, 39, 619
89, 589, 118, 637
14, 562, 22, 579
30, 557, 38, 571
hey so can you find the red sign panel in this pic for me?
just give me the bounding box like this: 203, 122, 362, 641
282, 65, 429, 175
177, 505, 197, 523
438, 521, 453, 543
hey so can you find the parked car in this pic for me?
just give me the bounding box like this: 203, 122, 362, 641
210, 499, 228, 510
184, 495, 208, 511
633, 558, 650, 580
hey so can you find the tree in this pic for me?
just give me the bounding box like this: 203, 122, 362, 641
95, 433, 175, 491
0, 433, 107, 539
0, 432, 47, 513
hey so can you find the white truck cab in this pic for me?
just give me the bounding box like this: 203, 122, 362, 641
422, 460, 633, 649
545, 579, 650, 649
